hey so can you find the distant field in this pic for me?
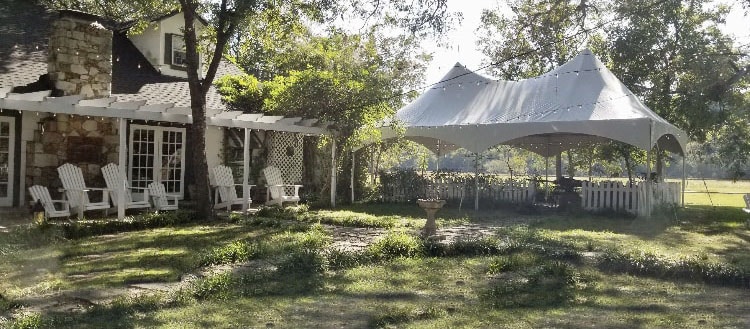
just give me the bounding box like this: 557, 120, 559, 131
680, 179, 749, 208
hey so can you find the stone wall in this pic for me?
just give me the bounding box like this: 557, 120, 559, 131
26, 115, 119, 196
48, 12, 112, 99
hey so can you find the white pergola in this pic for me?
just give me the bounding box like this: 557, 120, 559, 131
0, 88, 338, 219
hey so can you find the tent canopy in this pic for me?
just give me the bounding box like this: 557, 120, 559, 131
381, 49, 687, 157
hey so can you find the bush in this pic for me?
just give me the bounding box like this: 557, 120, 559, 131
367, 231, 423, 260
597, 249, 750, 287
485, 261, 578, 308
59, 210, 198, 239
199, 240, 264, 267
487, 251, 541, 274
189, 273, 234, 301
255, 205, 309, 220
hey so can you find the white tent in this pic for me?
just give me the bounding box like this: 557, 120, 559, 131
381, 49, 687, 157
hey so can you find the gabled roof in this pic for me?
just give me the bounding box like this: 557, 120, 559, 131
383, 49, 687, 155
0, 2, 331, 135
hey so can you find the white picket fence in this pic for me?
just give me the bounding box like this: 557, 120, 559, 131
581, 181, 681, 216
383, 176, 680, 217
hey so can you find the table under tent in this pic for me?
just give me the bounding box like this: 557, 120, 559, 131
374, 49, 688, 217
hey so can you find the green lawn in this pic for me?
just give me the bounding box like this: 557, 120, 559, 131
2, 179, 750, 328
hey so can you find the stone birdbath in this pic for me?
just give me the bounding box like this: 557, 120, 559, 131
417, 199, 446, 237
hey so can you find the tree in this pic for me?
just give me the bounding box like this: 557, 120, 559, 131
478, 0, 602, 79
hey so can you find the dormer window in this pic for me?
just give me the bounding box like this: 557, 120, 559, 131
171, 34, 186, 66
164, 33, 187, 71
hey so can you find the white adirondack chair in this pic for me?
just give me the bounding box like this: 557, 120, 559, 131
101, 163, 151, 211
212, 165, 253, 211
263, 165, 302, 207
148, 182, 179, 211
28, 185, 71, 219
57, 163, 111, 218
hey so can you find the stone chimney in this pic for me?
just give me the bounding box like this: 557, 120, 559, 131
48, 10, 112, 99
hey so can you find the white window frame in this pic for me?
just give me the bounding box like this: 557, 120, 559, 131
129, 125, 187, 198
171, 34, 187, 67
0, 116, 14, 207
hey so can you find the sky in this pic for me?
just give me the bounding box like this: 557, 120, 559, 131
423, 0, 750, 84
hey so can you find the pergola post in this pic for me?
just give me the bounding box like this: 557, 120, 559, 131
242, 128, 251, 213
117, 118, 127, 219
331, 138, 337, 208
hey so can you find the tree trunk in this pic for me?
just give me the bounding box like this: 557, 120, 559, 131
181, 2, 213, 220
189, 98, 212, 220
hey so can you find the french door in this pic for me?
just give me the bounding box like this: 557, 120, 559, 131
0, 117, 14, 206
129, 125, 186, 198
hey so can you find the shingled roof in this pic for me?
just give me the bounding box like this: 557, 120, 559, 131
110, 32, 235, 114
0, 0, 242, 113
0, 0, 54, 89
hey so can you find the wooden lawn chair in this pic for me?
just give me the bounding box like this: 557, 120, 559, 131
212, 165, 253, 211
263, 165, 302, 207
101, 163, 151, 211
148, 182, 179, 211
57, 163, 111, 218
28, 185, 71, 219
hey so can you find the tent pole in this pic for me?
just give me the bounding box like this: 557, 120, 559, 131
436, 141, 441, 172
331, 138, 337, 208
474, 152, 479, 211
350, 149, 355, 204
545, 138, 550, 203
682, 154, 686, 207
242, 128, 250, 214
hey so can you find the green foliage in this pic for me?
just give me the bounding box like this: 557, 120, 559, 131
297, 210, 400, 228
597, 249, 750, 287
6, 312, 49, 329
369, 305, 446, 328
214, 74, 265, 112
487, 251, 541, 274
59, 210, 198, 239
366, 231, 424, 260
199, 239, 264, 267
255, 204, 309, 220
189, 273, 234, 301
379, 168, 429, 201
485, 261, 578, 308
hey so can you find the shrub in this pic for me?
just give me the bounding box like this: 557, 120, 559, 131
59, 210, 198, 239
447, 237, 502, 256
367, 231, 423, 260
199, 240, 264, 267
189, 273, 234, 300
276, 248, 327, 274
485, 261, 578, 308
256, 205, 308, 220
487, 251, 541, 274
597, 249, 750, 288
369, 305, 446, 328
325, 249, 370, 270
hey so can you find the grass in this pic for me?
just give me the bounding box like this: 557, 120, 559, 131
2, 178, 750, 328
